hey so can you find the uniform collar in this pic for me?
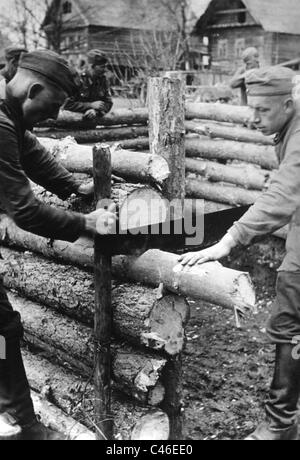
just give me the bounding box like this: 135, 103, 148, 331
274, 114, 295, 145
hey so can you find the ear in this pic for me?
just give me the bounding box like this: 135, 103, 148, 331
284, 98, 295, 114
27, 83, 44, 100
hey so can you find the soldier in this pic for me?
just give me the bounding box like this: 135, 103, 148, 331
64, 49, 113, 121
179, 66, 300, 441
230, 47, 260, 105
0, 46, 28, 99
0, 50, 117, 440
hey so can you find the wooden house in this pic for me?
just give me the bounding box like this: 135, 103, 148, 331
194, 0, 300, 73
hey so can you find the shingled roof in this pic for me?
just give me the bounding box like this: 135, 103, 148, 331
197, 0, 300, 35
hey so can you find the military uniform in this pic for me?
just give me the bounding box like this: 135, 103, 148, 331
230, 47, 260, 106
0, 50, 86, 439
227, 67, 300, 440
64, 50, 113, 117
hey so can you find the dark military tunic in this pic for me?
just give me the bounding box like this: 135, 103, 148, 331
0, 95, 85, 241
64, 70, 113, 116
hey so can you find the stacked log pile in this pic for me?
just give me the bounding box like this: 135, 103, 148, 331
36, 102, 278, 210
0, 100, 258, 439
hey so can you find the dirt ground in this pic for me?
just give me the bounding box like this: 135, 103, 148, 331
182, 242, 283, 441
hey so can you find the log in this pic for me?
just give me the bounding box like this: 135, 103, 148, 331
31, 391, 96, 440
149, 77, 186, 201
8, 293, 166, 406
0, 247, 190, 356
38, 137, 168, 184
186, 158, 270, 190
23, 349, 170, 440
186, 102, 252, 125
35, 126, 149, 144
31, 181, 170, 236
186, 178, 261, 206
0, 218, 256, 312
185, 120, 274, 146
185, 136, 278, 170
40, 108, 149, 130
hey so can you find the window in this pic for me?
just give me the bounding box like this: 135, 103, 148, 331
235, 38, 245, 58
238, 11, 246, 24
218, 39, 228, 59
203, 36, 209, 47
62, 1, 72, 15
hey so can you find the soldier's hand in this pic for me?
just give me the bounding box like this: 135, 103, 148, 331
77, 181, 94, 198
178, 234, 236, 267
84, 204, 117, 236
84, 109, 97, 120
90, 101, 106, 111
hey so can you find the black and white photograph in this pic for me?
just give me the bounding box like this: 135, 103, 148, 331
0, 0, 299, 443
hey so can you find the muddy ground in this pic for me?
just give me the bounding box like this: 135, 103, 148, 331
182, 238, 284, 441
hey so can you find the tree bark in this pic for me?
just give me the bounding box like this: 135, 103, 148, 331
186, 178, 261, 206
23, 349, 170, 440
38, 138, 169, 185
35, 126, 149, 144
185, 120, 274, 146
0, 247, 190, 356
186, 158, 270, 190
39, 108, 149, 130
9, 292, 166, 406
186, 102, 252, 125
149, 77, 186, 201
30, 391, 96, 440
185, 136, 278, 170
0, 217, 256, 312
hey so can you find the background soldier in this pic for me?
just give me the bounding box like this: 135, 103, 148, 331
0, 50, 117, 440
64, 49, 113, 121
230, 47, 260, 105
0, 46, 28, 99
180, 66, 300, 441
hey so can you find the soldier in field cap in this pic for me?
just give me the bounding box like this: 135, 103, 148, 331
0, 46, 28, 99
0, 49, 117, 440
230, 47, 260, 105
64, 49, 113, 120
180, 65, 300, 440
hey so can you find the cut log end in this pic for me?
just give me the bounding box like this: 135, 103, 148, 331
142, 295, 190, 356
131, 411, 170, 441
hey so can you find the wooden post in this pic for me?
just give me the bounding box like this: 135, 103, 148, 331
148, 76, 186, 440
148, 76, 186, 202
93, 144, 113, 440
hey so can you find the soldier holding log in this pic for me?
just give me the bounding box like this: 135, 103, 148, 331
0, 50, 117, 440
180, 66, 300, 441
64, 50, 113, 121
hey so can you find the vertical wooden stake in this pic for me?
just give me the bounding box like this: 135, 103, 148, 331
93, 144, 113, 440
148, 76, 186, 440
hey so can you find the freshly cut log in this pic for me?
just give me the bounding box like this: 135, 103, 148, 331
35, 126, 149, 144
186, 158, 270, 190
23, 349, 170, 440
185, 120, 274, 146
131, 412, 170, 440
185, 136, 278, 170
40, 108, 149, 130
112, 250, 256, 313
38, 137, 168, 184
9, 293, 166, 406
31, 181, 170, 234
108, 138, 150, 151
186, 102, 252, 125
31, 391, 96, 440
186, 178, 261, 206
0, 247, 190, 356
0, 217, 256, 312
